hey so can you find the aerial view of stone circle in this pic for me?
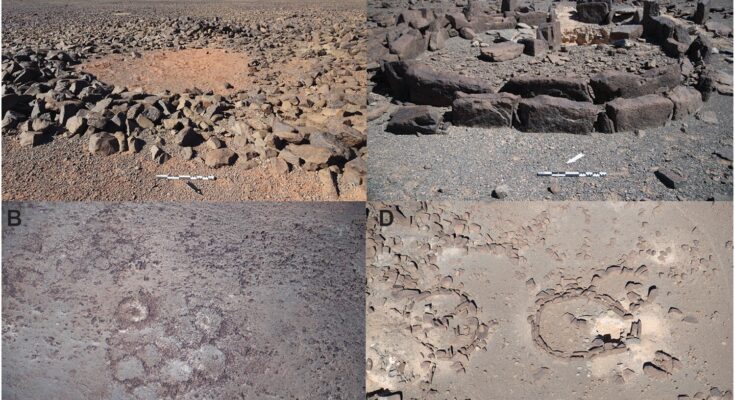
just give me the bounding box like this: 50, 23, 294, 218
366, 201, 732, 399
368, 0, 733, 201
2, 202, 365, 399
1, 0, 366, 201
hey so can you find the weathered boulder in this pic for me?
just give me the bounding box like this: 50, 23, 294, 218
644, 15, 690, 45
537, 21, 562, 50
687, 35, 714, 64
605, 95, 673, 131
402, 62, 495, 106
517, 11, 549, 27
479, 42, 525, 62
88, 133, 119, 156
386, 106, 442, 134
174, 127, 204, 147
693, 0, 710, 24
501, 0, 518, 13
518, 38, 548, 57
452, 92, 519, 127
203, 148, 238, 168
500, 76, 594, 102
610, 25, 643, 41
19, 131, 45, 147
665, 86, 703, 120
589, 64, 681, 103
515, 95, 599, 133
576, 1, 611, 24
284, 144, 333, 169
388, 29, 427, 60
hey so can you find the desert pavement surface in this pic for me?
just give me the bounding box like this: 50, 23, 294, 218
2, 202, 365, 399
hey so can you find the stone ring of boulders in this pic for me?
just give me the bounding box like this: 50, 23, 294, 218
376, 0, 721, 135
3, 12, 367, 191
529, 288, 640, 359
405, 288, 492, 361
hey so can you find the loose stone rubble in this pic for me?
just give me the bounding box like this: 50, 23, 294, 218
2, 1, 367, 198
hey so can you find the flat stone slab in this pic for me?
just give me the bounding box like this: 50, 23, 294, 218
500, 76, 594, 102
452, 92, 520, 128
479, 42, 525, 62
515, 95, 599, 134
605, 94, 674, 132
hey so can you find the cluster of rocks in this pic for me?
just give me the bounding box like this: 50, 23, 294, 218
530, 264, 656, 359
2, 6, 367, 191
371, 0, 728, 135
369, 0, 563, 63
383, 59, 707, 134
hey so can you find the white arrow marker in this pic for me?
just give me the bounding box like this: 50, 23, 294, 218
566, 153, 585, 164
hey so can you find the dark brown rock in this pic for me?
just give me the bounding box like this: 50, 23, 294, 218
515, 95, 599, 133
500, 76, 593, 102
605, 95, 673, 131
452, 92, 520, 127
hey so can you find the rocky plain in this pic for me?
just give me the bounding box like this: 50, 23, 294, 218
368, 0, 734, 201
366, 201, 732, 399
2, 202, 365, 399
2, 0, 367, 201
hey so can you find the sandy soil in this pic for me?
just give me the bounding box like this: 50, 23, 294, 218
366, 201, 732, 399
79, 49, 255, 96
2, 202, 365, 399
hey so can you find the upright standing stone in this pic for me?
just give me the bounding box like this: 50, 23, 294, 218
643, 0, 660, 19
693, 0, 710, 24
502, 0, 518, 13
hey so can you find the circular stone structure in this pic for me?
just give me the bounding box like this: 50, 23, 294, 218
530, 287, 639, 359
406, 288, 491, 360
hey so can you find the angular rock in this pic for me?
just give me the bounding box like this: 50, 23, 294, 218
386, 106, 442, 134
665, 86, 703, 120
388, 29, 427, 60
285, 144, 334, 167
605, 95, 674, 131
19, 131, 45, 147
687, 35, 714, 64
693, 0, 710, 25
452, 92, 519, 127
610, 25, 643, 41
501, 0, 518, 13
537, 21, 562, 50
88, 133, 119, 156
479, 42, 525, 62
590, 65, 681, 103
203, 148, 237, 168
654, 168, 686, 189
500, 76, 593, 102
576, 2, 610, 24
174, 127, 203, 147
518, 38, 548, 57
515, 95, 599, 133
136, 114, 155, 130
403, 62, 494, 106
492, 184, 509, 199
428, 29, 449, 51
309, 132, 352, 160
150, 145, 171, 164
517, 11, 549, 27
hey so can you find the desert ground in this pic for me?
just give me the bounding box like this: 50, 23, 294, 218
2, 0, 366, 201
2, 202, 365, 399
366, 201, 732, 399
368, 0, 733, 201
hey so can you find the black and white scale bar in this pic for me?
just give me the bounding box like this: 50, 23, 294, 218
537, 171, 607, 177
155, 175, 217, 181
